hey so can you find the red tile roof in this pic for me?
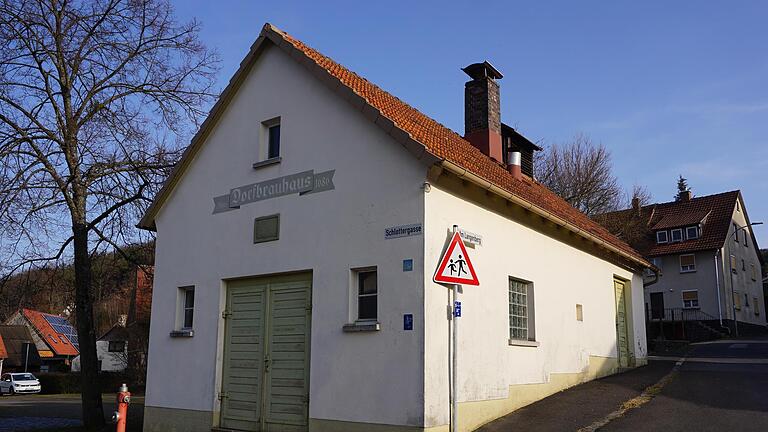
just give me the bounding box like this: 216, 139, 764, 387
0, 333, 7, 359
22, 309, 79, 357
651, 210, 712, 230
598, 191, 744, 257
139, 23, 648, 268
269, 25, 647, 265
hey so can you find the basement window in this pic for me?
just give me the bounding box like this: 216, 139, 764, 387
680, 254, 696, 273
682, 290, 699, 309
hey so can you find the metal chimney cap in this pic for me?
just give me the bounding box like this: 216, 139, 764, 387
462, 61, 503, 80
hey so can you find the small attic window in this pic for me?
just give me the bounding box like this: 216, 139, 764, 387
656, 231, 668, 244
686, 226, 699, 240
670, 229, 683, 243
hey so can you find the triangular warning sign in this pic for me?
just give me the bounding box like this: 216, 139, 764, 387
434, 232, 479, 286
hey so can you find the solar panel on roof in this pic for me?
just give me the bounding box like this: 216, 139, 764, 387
43, 314, 79, 351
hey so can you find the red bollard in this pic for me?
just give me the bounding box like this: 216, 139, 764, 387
113, 383, 131, 432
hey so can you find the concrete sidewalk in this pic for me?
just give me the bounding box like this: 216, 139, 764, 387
477, 361, 675, 432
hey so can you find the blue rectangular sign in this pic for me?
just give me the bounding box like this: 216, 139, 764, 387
404, 314, 414, 331
454, 301, 462, 317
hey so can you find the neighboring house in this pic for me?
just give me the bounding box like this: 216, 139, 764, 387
4, 309, 79, 371
72, 323, 129, 372
137, 24, 652, 432
126, 266, 153, 383
72, 266, 153, 377
0, 326, 41, 373
599, 190, 766, 338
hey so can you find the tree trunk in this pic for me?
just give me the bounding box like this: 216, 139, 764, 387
73, 222, 105, 429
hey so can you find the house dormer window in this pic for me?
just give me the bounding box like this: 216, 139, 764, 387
686, 226, 699, 240
656, 231, 668, 244
670, 228, 683, 243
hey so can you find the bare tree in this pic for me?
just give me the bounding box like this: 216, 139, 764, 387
535, 133, 624, 216
0, 0, 218, 428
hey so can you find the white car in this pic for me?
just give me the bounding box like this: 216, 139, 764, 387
0, 373, 42, 395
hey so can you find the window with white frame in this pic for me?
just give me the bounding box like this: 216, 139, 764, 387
680, 254, 696, 272
253, 117, 282, 167
179, 286, 195, 329
509, 278, 535, 342
682, 290, 699, 309
686, 226, 699, 240
670, 228, 683, 243
353, 268, 377, 321
656, 231, 668, 244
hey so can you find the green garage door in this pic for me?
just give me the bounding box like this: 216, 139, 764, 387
221, 273, 312, 431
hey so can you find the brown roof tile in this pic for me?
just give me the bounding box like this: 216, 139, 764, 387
599, 191, 742, 257
269, 25, 647, 265
139, 24, 648, 268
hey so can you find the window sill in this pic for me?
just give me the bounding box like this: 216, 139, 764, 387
170, 329, 194, 338
508, 339, 540, 347
680, 269, 697, 274
252, 157, 281, 169
343, 321, 380, 333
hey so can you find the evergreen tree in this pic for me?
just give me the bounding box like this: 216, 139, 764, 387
676, 175, 691, 201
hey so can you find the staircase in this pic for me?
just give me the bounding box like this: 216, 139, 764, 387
646, 307, 730, 342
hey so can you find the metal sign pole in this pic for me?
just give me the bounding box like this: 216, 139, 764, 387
451, 224, 459, 432
452, 282, 459, 432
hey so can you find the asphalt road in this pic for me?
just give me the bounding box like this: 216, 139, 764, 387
604, 339, 768, 432
481, 338, 768, 432
0, 393, 144, 431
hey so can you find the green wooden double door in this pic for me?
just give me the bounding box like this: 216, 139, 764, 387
220, 273, 312, 431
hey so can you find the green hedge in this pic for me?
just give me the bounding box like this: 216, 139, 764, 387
36, 372, 141, 394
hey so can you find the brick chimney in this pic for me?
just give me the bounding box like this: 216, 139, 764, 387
463, 61, 503, 163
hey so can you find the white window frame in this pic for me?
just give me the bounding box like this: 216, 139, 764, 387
686, 226, 699, 240
656, 231, 669, 244
670, 228, 683, 243
681, 290, 699, 309
351, 267, 378, 323
178, 286, 195, 330
680, 254, 696, 273
253, 116, 282, 168
508, 278, 536, 345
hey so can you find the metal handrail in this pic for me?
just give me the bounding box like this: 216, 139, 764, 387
647, 307, 719, 322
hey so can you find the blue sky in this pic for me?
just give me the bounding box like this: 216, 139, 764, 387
174, 1, 768, 246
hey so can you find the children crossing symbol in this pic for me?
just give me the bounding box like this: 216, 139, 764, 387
433, 231, 479, 286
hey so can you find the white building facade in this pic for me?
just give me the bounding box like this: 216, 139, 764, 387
139, 24, 651, 432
